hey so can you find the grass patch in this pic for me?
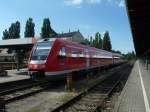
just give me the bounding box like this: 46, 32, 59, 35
60, 92, 78, 102
27, 107, 40, 112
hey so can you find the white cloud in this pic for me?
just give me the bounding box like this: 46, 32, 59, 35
64, 0, 83, 6
64, 0, 101, 6
64, 0, 125, 8
87, 0, 101, 4
118, 0, 125, 8
107, 0, 125, 8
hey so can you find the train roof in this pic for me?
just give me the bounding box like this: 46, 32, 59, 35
55, 38, 113, 54
36, 38, 122, 57
112, 53, 122, 57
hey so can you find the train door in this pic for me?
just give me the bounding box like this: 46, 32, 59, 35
58, 47, 66, 69
86, 49, 90, 68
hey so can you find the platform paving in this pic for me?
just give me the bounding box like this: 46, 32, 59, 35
117, 60, 150, 112
0, 68, 29, 84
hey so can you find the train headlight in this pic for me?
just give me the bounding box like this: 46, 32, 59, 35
40, 64, 45, 69
28, 64, 45, 69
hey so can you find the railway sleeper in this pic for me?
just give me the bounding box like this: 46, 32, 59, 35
83, 95, 103, 100
73, 103, 97, 112
77, 100, 98, 106
85, 104, 98, 112
81, 95, 101, 99
67, 107, 78, 112
77, 99, 103, 108
91, 87, 102, 91
67, 106, 80, 112
90, 89, 109, 94
71, 103, 88, 111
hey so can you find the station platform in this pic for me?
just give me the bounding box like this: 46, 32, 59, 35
116, 60, 150, 112
0, 68, 29, 84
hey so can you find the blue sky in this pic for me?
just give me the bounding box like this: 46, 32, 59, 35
0, 0, 134, 53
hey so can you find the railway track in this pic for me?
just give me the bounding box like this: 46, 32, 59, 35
0, 80, 48, 96
0, 79, 60, 109
0, 79, 33, 92
51, 63, 133, 112
0, 62, 131, 111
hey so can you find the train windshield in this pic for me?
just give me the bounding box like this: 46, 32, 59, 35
31, 41, 53, 60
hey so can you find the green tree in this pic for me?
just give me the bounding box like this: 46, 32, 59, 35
24, 18, 35, 37
15, 21, 20, 39
92, 32, 102, 49
8, 21, 20, 39
112, 50, 122, 54
2, 29, 9, 40
103, 31, 112, 51
84, 38, 90, 45
8, 23, 15, 39
96, 32, 102, 49
41, 18, 57, 38
92, 39, 96, 47
95, 32, 99, 48
122, 51, 136, 60
99, 35, 102, 49
2, 21, 20, 39
90, 36, 93, 46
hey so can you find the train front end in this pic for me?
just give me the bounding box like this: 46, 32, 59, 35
28, 39, 54, 78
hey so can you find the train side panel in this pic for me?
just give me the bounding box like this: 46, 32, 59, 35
28, 38, 122, 78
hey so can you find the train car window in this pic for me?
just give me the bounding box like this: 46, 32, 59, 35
79, 50, 84, 57
72, 50, 78, 57
93, 52, 97, 58
85, 49, 90, 58
31, 41, 53, 60
58, 47, 66, 57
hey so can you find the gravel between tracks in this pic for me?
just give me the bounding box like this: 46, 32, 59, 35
5, 66, 122, 112
6, 86, 68, 112
6, 77, 103, 112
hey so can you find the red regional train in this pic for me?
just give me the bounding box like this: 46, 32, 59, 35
28, 38, 122, 78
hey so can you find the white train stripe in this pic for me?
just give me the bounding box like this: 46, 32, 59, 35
30, 60, 46, 64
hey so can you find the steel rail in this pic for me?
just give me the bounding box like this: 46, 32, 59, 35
51, 63, 132, 112
0, 80, 53, 105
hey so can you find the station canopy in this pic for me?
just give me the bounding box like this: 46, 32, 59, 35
0, 31, 84, 50
0, 38, 40, 50
126, 0, 150, 56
